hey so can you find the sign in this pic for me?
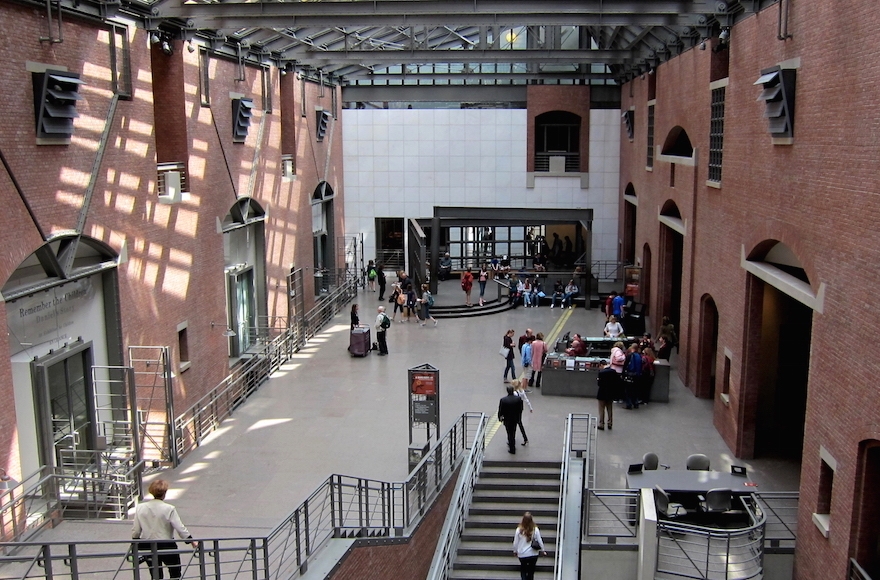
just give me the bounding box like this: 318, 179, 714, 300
408, 363, 440, 444
411, 371, 436, 395
624, 266, 641, 299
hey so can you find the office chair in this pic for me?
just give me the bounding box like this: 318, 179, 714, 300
642, 452, 669, 471
686, 453, 711, 471
700, 488, 733, 513
653, 486, 685, 518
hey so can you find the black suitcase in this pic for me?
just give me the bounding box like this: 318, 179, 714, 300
349, 326, 371, 357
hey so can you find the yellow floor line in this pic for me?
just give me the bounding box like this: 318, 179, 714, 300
485, 415, 503, 443
545, 306, 574, 346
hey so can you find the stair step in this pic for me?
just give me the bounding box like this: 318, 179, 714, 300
479, 470, 560, 480
472, 493, 559, 504
449, 573, 553, 580
454, 559, 554, 571
465, 520, 558, 533
474, 482, 560, 492
482, 460, 560, 469
461, 531, 556, 542
469, 506, 557, 517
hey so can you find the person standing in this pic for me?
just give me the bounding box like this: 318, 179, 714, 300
375, 306, 390, 355
418, 283, 438, 327
596, 364, 618, 430
366, 260, 377, 292
502, 329, 517, 383
389, 283, 405, 322
132, 479, 198, 580
530, 332, 547, 389
513, 512, 546, 580
478, 264, 489, 306
604, 315, 625, 338
376, 263, 387, 301
404, 284, 419, 323
622, 343, 643, 409
461, 268, 474, 307
350, 304, 360, 330
521, 335, 534, 380
498, 385, 524, 454
611, 290, 626, 319
511, 378, 532, 445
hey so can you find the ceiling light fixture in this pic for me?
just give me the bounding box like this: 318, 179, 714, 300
150, 32, 161, 45
699, 40, 707, 50
719, 27, 730, 42
187, 40, 195, 53
161, 40, 173, 56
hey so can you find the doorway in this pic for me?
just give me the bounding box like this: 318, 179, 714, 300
697, 296, 719, 399
659, 222, 684, 330
854, 441, 880, 579
32, 341, 97, 470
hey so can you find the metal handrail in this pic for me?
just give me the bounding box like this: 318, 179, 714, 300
424, 413, 489, 580
850, 558, 874, 580
584, 489, 641, 541
754, 491, 798, 550
655, 494, 766, 580
553, 414, 588, 579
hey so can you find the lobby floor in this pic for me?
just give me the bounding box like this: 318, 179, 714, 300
42, 279, 802, 542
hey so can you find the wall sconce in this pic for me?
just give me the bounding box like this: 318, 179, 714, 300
150, 32, 161, 45
719, 27, 730, 42
161, 40, 173, 56
699, 39, 707, 50
1, 468, 16, 492
187, 40, 196, 53
212, 322, 236, 337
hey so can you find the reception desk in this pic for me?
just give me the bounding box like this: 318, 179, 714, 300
540, 355, 669, 402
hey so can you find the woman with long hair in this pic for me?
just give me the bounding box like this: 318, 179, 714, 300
513, 511, 546, 580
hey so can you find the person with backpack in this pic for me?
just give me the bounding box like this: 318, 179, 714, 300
366, 260, 377, 292
418, 283, 438, 327
374, 306, 391, 355
389, 283, 405, 323
622, 343, 642, 409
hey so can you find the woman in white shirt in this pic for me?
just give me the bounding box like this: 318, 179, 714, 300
132, 479, 198, 579
513, 511, 546, 579
603, 315, 625, 339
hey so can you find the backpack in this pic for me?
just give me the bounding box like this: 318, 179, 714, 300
368, 268, 377, 280
380, 314, 391, 329
623, 352, 642, 382
427, 294, 435, 307
396, 293, 406, 305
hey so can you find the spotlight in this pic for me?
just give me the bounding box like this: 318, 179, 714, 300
150, 32, 160, 45
699, 40, 706, 50
719, 27, 730, 42
161, 40, 173, 56
187, 40, 195, 53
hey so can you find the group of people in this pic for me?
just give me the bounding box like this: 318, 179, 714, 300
383, 280, 438, 327
595, 334, 659, 429
500, 328, 549, 389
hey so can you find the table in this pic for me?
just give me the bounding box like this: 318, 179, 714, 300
627, 469, 753, 493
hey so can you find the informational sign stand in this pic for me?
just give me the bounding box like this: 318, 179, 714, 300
624, 266, 641, 299
408, 364, 439, 470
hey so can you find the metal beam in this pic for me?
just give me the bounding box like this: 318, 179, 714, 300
157, 0, 709, 29
289, 48, 635, 66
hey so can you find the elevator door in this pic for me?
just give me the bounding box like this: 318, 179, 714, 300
33, 341, 97, 470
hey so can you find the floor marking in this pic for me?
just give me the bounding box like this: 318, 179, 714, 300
545, 306, 574, 346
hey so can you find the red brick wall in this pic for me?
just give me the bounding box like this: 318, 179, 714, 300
0, 3, 345, 477
619, 2, 880, 579
329, 468, 458, 580
526, 85, 591, 172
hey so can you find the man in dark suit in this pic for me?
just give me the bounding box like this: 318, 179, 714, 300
498, 386, 524, 454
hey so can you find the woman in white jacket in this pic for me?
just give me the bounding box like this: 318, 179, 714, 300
513, 511, 547, 580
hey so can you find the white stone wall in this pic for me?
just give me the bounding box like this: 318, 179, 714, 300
342, 108, 620, 267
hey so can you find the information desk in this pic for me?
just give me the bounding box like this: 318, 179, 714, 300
626, 470, 753, 494
540, 356, 669, 402
554, 336, 637, 356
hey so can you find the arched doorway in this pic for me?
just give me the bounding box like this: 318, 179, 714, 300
623, 184, 637, 265
697, 295, 719, 399
741, 241, 816, 458
312, 182, 336, 296
658, 201, 684, 333
853, 440, 880, 578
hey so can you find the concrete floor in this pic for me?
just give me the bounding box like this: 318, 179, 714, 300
42, 279, 801, 542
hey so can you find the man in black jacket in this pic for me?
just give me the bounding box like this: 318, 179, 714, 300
498, 386, 524, 454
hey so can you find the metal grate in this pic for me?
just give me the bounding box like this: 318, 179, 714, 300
708, 87, 725, 182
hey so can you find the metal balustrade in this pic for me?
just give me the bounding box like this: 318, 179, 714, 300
424, 413, 489, 580
655, 494, 766, 580
554, 414, 596, 579
0, 413, 483, 580
850, 558, 874, 580
584, 489, 641, 541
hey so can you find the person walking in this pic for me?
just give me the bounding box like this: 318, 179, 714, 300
132, 479, 198, 580
404, 284, 419, 323
389, 283, 405, 322
596, 363, 618, 430
511, 378, 532, 445
461, 268, 474, 307
418, 283, 438, 327
376, 263, 387, 301
498, 385, 524, 454
366, 260, 377, 292
374, 306, 390, 355
513, 512, 546, 580
521, 335, 534, 383
502, 329, 517, 383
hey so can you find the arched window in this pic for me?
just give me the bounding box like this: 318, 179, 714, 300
661, 126, 694, 158
535, 111, 581, 172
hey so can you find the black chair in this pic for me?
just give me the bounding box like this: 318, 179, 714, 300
686, 453, 711, 471
654, 486, 685, 518
700, 488, 733, 513
642, 452, 669, 471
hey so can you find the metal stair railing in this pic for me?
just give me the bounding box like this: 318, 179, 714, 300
424, 413, 489, 580
0, 413, 483, 580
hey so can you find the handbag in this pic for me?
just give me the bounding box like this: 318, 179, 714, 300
499, 347, 511, 358
530, 538, 542, 551
537, 291, 546, 298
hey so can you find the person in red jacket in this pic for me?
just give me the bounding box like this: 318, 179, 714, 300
461, 268, 474, 307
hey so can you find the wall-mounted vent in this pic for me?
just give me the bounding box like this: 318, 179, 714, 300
32, 70, 85, 145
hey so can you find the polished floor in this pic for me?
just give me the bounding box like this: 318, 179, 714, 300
43, 279, 801, 542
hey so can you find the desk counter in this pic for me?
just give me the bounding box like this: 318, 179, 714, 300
626, 470, 754, 493
540, 357, 669, 402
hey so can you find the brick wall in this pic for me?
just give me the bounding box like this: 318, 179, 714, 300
526, 85, 591, 173
329, 468, 458, 580
618, 2, 880, 579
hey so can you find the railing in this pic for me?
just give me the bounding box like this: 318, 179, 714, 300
850, 558, 874, 580
0, 458, 143, 545
754, 491, 798, 551
655, 494, 765, 580
174, 275, 357, 460
534, 152, 580, 173
376, 249, 404, 272
591, 260, 627, 282
553, 414, 596, 579
0, 413, 483, 580
584, 489, 641, 542
424, 413, 489, 580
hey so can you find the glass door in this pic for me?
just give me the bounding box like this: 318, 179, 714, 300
32, 341, 97, 470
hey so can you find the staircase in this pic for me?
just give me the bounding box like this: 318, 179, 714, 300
450, 460, 561, 579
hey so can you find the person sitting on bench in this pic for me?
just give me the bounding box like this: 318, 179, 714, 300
438, 252, 452, 281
